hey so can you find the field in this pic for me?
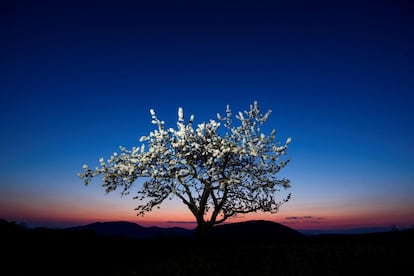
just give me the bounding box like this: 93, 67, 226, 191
2, 220, 412, 275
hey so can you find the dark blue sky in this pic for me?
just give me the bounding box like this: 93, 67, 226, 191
1, 0, 413, 229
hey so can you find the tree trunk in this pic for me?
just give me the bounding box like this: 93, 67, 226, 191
195, 220, 212, 238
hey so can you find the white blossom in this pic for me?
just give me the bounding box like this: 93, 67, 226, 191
178, 107, 184, 122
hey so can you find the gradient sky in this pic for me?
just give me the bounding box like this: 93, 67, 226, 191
1, 0, 413, 230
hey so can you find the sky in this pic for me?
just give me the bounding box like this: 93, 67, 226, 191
1, 0, 413, 231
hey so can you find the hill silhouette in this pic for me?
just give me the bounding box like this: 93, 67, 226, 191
209, 220, 305, 241
68, 221, 192, 239
67, 220, 304, 241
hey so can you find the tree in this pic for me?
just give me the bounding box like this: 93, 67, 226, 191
79, 101, 292, 236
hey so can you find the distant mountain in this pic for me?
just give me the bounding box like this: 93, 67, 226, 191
67, 221, 192, 239
67, 220, 304, 241
299, 226, 394, 236
208, 220, 305, 241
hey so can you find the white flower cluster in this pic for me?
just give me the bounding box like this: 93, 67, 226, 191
79, 101, 291, 222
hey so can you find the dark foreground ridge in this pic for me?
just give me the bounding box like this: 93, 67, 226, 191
207, 220, 305, 241
68, 220, 192, 239
67, 219, 305, 241
1, 218, 413, 275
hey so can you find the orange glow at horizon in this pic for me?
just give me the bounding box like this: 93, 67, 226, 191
2, 185, 413, 230
3, 202, 413, 230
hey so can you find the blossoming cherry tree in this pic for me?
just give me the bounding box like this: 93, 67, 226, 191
79, 101, 292, 235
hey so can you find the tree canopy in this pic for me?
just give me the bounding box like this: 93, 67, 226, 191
79, 101, 292, 235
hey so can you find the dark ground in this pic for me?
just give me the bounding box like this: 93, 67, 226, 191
1, 219, 412, 276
